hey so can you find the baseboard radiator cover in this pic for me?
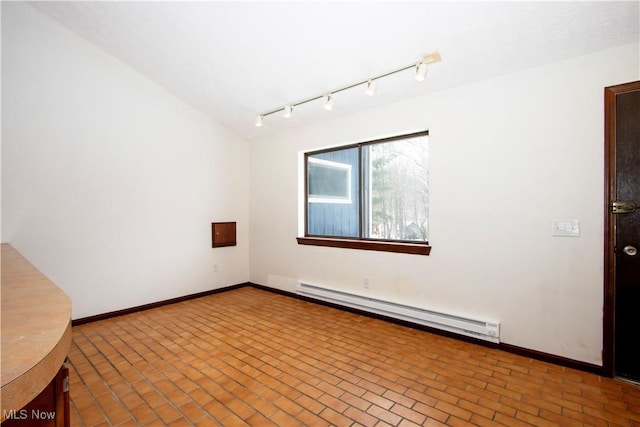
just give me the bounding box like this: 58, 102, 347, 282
297, 282, 500, 343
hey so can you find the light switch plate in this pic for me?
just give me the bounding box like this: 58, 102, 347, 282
552, 220, 580, 237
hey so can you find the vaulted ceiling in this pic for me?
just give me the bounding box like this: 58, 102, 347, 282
30, 1, 640, 140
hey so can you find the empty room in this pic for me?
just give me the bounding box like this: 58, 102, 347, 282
2, 1, 640, 426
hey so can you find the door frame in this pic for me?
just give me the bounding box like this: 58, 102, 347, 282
603, 80, 640, 377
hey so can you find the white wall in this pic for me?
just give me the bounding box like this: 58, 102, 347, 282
1, 3, 250, 319
249, 43, 639, 365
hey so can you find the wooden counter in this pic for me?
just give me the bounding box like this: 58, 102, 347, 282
1, 244, 72, 422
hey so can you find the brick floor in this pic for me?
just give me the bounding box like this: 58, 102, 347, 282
68, 287, 640, 426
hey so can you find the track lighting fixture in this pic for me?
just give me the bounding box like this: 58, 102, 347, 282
365, 79, 377, 96
255, 51, 441, 127
323, 94, 333, 111
415, 51, 441, 82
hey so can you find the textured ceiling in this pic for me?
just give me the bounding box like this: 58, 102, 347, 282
29, 1, 640, 140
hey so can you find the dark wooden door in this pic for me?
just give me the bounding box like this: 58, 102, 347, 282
604, 81, 640, 381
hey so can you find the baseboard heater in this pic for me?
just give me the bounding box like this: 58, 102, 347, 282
297, 282, 500, 343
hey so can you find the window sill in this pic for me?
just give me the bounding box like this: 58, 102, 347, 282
297, 237, 431, 255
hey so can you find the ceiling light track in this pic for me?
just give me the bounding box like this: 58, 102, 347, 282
255, 51, 441, 126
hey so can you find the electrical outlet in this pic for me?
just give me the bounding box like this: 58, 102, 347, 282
213, 264, 219, 273
362, 277, 370, 289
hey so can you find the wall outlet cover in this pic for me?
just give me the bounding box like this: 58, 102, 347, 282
552, 220, 580, 237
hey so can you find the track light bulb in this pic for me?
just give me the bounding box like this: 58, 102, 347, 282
255, 115, 263, 127
323, 95, 333, 111
365, 79, 377, 96
283, 105, 293, 118
415, 62, 428, 81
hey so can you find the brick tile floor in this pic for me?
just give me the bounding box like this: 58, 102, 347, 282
68, 287, 640, 426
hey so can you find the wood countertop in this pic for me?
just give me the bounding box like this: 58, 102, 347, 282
1, 244, 72, 421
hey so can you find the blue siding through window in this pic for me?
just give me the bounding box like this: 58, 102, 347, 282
308, 148, 359, 237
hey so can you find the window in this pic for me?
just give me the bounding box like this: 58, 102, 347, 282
298, 131, 430, 255
308, 157, 352, 204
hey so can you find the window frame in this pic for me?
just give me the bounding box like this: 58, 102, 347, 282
307, 157, 353, 204
298, 130, 431, 256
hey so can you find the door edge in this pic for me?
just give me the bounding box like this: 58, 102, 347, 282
603, 80, 640, 377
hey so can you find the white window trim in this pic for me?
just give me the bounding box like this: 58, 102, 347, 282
308, 157, 352, 204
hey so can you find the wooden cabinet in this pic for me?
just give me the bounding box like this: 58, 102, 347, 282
1, 364, 69, 427
1, 245, 72, 427
212, 222, 236, 247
